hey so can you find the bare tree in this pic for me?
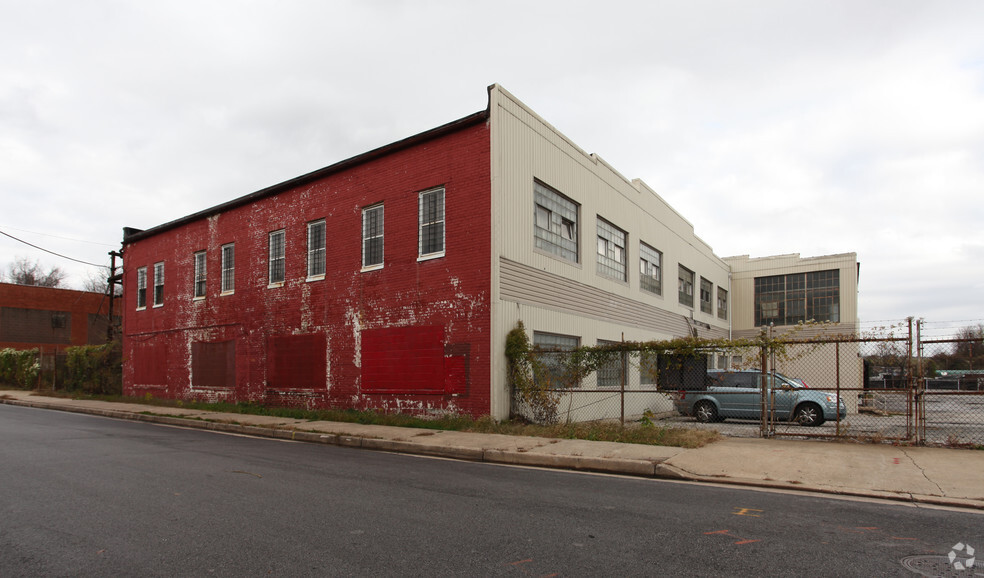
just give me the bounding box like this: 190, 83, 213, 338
6, 257, 65, 288
82, 267, 120, 295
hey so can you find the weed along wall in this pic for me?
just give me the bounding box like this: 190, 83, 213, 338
121, 115, 493, 417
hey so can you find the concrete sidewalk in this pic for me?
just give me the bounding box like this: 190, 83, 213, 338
3, 390, 983, 510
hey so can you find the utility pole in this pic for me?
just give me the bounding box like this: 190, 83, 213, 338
107, 250, 123, 342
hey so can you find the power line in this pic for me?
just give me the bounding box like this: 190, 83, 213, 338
0, 224, 117, 248
0, 228, 107, 268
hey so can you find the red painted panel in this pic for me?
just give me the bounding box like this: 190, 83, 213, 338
132, 342, 168, 385
363, 326, 444, 394
191, 340, 235, 388
267, 334, 326, 389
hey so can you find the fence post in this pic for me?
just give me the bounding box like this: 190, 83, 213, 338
835, 342, 841, 435
620, 333, 625, 426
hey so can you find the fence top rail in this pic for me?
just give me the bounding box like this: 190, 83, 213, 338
780, 336, 910, 345
920, 337, 984, 345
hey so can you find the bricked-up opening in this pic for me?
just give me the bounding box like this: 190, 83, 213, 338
267, 333, 326, 389
192, 340, 235, 388
363, 326, 446, 394
1, 307, 72, 344
132, 342, 168, 385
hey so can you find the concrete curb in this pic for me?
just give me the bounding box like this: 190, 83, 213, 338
4, 397, 983, 511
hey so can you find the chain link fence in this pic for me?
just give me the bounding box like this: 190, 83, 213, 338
511, 320, 984, 447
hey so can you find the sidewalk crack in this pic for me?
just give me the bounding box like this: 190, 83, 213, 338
899, 448, 945, 496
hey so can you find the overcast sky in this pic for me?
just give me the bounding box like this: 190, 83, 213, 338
1, 1, 982, 337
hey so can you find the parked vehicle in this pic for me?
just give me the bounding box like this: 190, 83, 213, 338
673, 370, 847, 426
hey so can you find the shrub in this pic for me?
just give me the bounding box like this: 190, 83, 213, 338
64, 342, 122, 395
0, 348, 40, 388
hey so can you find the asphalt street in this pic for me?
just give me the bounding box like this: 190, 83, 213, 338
2, 404, 982, 576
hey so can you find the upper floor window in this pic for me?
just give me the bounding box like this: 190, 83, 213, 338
220, 243, 235, 294
136, 267, 147, 309
193, 252, 206, 298
639, 243, 662, 295
717, 287, 728, 320
307, 219, 326, 278
678, 265, 694, 307
153, 262, 164, 307
418, 187, 445, 258
268, 230, 285, 285
596, 218, 626, 281
700, 277, 713, 314
754, 269, 840, 326
362, 205, 384, 270
533, 181, 578, 263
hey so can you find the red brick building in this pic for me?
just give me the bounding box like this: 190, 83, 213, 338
0, 283, 115, 352
123, 85, 751, 419
122, 103, 491, 415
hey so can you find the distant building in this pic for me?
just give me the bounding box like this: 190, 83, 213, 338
121, 85, 859, 419
0, 282, 115, 353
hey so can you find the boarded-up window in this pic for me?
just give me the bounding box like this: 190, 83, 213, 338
267, 333, 326, 389
132, 343, 168, 385
192, 340, 236, 388
363, 326, 445, 394
657, 354, 707, 391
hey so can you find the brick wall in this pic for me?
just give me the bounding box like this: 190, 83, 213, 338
0, 283, 115, 351
122, 120, 493, 416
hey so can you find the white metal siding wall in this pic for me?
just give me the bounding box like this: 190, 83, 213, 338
488, 85, 731, 418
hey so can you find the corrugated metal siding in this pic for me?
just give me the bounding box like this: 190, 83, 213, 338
500, 257, 692, 335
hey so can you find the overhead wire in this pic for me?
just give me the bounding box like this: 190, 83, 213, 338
0, 228, 108, 268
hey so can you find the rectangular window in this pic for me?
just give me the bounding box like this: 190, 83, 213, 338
533, 181, 578, 263
362, 205, 384, 269
596, 340, 626, 388
717, 287, 728, 320
153, 262, 164, 307
220, 243, 235, 294
754, 269, 840, 326
639, 243, 662, 295
596, 218, 627, 281
700, 277, 713, 314
678, 265, 695, 307
136, 267, 147, 309
533, 331, 580, 389
268, 230, 285, 285
193, 251, 206, 299
418, 187, 445, 258
307, 219, 326, 278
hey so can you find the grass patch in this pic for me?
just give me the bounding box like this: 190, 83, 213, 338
33, 391, 720, 448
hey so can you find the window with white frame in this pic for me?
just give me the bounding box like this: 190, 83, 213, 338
533, 181, 578, 263
193, 251, 206, 298
153, 262, 164, 307
596, 218, 627, 281
717, 287, 728, 320
639, 243, 662, 295
418, 187, 445, 258
136, 267, 147, 309
307, 219, 326, 278
533, 331, 580, 389
362, 204, 384, 269
678, 265, 695, 307
268, 230, 285, 285
700, 277, 713, 314
220, 243, 235, 294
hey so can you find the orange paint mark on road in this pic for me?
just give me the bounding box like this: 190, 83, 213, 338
734, 540, 761, 545
508, 559, 533, 566
705, 530, 731, 535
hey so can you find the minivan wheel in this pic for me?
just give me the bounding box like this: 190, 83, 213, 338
694, 401, 718, 423
794, 402, 824, 427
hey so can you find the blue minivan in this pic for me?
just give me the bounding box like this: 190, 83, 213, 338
674, 370, 847, 426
